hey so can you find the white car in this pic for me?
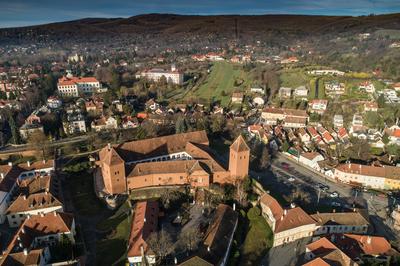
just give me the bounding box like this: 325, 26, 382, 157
329, 192, 339, 198
288, 177, 295, 182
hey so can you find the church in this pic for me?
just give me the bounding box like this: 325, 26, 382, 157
96, 131, 250, 195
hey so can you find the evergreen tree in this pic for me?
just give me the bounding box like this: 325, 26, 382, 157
9, 115, 20, 144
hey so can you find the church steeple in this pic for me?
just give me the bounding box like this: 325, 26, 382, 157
229, 135, 250, 179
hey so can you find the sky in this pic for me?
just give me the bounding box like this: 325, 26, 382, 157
0, 0, 400, 28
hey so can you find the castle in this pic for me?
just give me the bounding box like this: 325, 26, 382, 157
96, 131, 250, 195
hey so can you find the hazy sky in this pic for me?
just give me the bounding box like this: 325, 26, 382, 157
1, 0, 399, 28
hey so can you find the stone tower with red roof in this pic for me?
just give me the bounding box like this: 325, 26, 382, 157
229, 135, 250, 179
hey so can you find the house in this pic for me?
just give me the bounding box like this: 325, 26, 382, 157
127, 201, 158, 265
298, 128, 311, 143
325, 81, 345, 95
359, 81, 375, 93
248, 125, 269, 143
261, 108, 308, 127
334, 163, 400, 190
96, 132, 250, 196
19, 123, 44, 140
231, 92, 244, 104
91, 116, 119, 132
0, 212, 75, 265
389, 128, 400, 145
260, 193, 316, 247
63, 113, 86, 134
250, 87, 265, 94
299, 152, 324, 170
46, 96, 62, 109
85, 99, 104, 113
312, 211, 370, 236
57, 76, 101, 97
337, 127, 349, 142
178, 204, 238, 266
333, 114, 344, 128
140, 65, 184, 85
279, 87, 292, 98
303, 237, 358, 266
306, 126, 320, 141
364, 102, 378, 112
122, 116, 139, 129
309, 99, 328, 114
293, 86, 309, 99
308, 70, 345, 76
145, 99, 160, 111
253, 96, 265, 106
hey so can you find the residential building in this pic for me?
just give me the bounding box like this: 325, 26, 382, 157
0, 212, 75, 265
231, 92, 244, 104
359, 81, 375, 93
364, 102, 378, 112
325, 81, 345, 95
261, 108, 308, 127
303, 237, 358, 266
309, 99, 328, 114
298, 128, 311, 143
260, 193, 316, 247
312, 212, 370, 236
389, 127, 400, 145
19, 123, 44, 140
91, 116, 118, 132
122, 116, 139, 129
294, 86, 309, 99
95, 131, 250, 196
140, 65, 184, 85
46, 96, 62, 109
145, 99, 160, 111
308, 70, 345, 76
57, 76, 101, 97
334, 163, 400, 190
333, 114, 344, 128
279, 87, 292, 98
63, 113, 86, 134
253, 96, 265, 106
299, 152, 324, 170
250, 87, 265, 94
127, 201, 158, 265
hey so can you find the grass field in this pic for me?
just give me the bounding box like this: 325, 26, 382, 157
187, 62, 252, 106
240, 207, 273, 265
65, 170, 105, 216
279, 70, 309, 88
96, 202, 132, 266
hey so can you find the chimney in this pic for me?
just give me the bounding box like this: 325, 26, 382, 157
107, 143, 111, 150
0, 173, 3, 179
27, 161, 31, 167
8, 162, 12, 167
171, 64, 176, 72
40, 212, 44, 217
144, 217, 146, 223
21, 227, 25, 234
140, 245, 145, 258
53, 211, 57, 217
207, 246, 211, 252
27, 214, 31, 219
367, 236, 372, 244
42, 159, 46, 164
23, 195, 26, 200
23, 248, 28, 256
284, 209, 288, 216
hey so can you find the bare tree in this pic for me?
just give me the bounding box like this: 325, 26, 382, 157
178, 227, 202, 253
147, 230, 174, 264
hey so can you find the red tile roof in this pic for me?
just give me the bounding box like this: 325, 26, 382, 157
275, 207, 315, 233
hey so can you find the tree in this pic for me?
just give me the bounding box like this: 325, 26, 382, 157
175, 115, 188, 134
377, 94, 386, 108
147, 230, 174, 264
235, 176, 250, 207
27, 131, 50, 159
259, 145, 271, 169
210, 114, 225, 134
178, 227, 202, 253
8, 115, 20, 144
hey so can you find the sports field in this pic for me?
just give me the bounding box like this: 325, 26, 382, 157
188, 61, 252, 106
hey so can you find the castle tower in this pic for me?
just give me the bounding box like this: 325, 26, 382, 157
229, 135, 250, 179
100, 146, 126, 195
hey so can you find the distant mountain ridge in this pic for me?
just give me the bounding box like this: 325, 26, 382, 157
1, 13, 400, 43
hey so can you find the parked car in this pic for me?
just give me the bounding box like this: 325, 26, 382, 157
329, 191, 339, 198
288, 177, 295, 182
331, 202, 341, 207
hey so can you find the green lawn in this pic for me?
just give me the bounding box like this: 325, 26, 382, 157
65, 170, 105, 216
96, 201, 132, 266
96, 213, 131, 266
279, 70, 309, 88
239, 207, 273, 266
187, 62, 252, 106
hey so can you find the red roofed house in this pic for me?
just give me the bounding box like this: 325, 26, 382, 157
57, 76, 101, 97
299, 152, 324, 170
260, 193, 316, 247
389, 128, 400, 145
309, 99, 328, 114
127, 201, 158, 265
364, 102, 378, 112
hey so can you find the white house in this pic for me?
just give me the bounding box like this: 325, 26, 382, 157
309, 99, 328, 114
294, 86, 309, 99
141, 65, 184, 85
57, 76, 101, 97
299, 152, 324, 170
311, 212, 369, 236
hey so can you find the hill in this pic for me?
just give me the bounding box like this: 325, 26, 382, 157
1, 13, 400, 44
